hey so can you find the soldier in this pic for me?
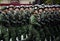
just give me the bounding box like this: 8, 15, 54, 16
28, 9, 40, 41
48, 5, 55, 41
20, 6, 27, 41
22, 6, 31, 40
47, 5, 58, 41
55, 5, 60, 31
1, 6, 9, 41
38, 6, 45, 41
8, 5, 16, 41
29, 5, 34, 13
0, 7, 3, 41
14, 6, 20, 35
51, 5, 59, 41
20, 5, 25, 14
53, 5, 60, 41
14, 6, 22, 41
58, 5, 60, 33
43, 5, 51, 41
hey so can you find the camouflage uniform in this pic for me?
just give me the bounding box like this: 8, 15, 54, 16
28, 10, 40, 41
8, 6, 16, 41
1, 7, 9, 41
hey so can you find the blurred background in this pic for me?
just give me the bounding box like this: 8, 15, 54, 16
0, 0, 60, 5
0, 0, 59, 8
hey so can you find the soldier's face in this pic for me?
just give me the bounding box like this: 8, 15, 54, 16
15, 8, 19, 11
52, 8, 56, 11
49, 8, 52, 11
25, 8, 29, 11
6, 9, 8, 11
35, 10, 38, 14
29, 8, 32, 10
20, 8, 24, 11
4, 9, 8, 12
39, 9, 43, 12
59, 8, 60, 12
9, 8, 13, 11
56, 8, 59, 11
44, 8, 48, 11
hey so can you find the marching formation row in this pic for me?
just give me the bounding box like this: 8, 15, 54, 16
0, 5, 60, 41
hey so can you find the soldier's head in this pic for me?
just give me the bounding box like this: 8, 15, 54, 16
33, 9, 38, 14
20, 7, 24, 11
44, 5, 49, 12
58, 5, 60, 12
29, 6, 34, 13
39, 8, 43, 13
55, 5, 60, 11
9, 5, 14, 11
29, 6, 33, 10
32, 10, 38, 16
20, 5, 24, 11
38, 6, 44, 13
34, 5, 39, 14
56, 7, 60, 11
25, 6, 29, 11
15, 6, 20, 11
48, 6, 52, 12
1, 6, 8, 12
52, 5, 56, 11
